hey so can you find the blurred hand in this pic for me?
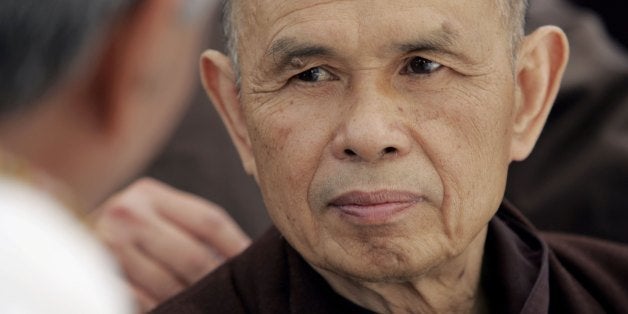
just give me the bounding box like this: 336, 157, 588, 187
91, 178, 251, 311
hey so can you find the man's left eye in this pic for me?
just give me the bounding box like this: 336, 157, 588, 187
294, 67, 336, 82
403, 57, 442, 75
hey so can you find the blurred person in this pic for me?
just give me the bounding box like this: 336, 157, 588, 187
92, 177, 249, 311
0, 0, 234, 312
152, 0, 628, 313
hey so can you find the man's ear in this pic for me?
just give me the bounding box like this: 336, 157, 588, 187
89, 0, 205, 138
510, 26, 569, 161
200, 50, 257, 178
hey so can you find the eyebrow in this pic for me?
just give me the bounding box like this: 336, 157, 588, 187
264, 26, 465, 74
265, 37, 336, 74
393, 27, 464, 59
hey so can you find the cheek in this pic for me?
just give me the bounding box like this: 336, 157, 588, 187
407, 82, 514, 236
246, 97, 337, 238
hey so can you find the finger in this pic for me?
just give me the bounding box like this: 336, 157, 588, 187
149, 183, 252, 257
160, 200, 250, 257
134, 211, 225, 284
131, 285, 158, 313
93, 179, 231, 284
113, 243, 185, 302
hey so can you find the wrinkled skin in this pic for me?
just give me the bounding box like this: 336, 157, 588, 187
203, 0, 567, 311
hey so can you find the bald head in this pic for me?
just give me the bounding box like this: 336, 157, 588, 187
222, 0, 528, 72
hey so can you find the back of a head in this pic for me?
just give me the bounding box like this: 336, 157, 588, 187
0, 0, 130, 118
1, 0, 215, 207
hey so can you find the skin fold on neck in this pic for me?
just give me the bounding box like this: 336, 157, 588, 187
312, 226, 489, 314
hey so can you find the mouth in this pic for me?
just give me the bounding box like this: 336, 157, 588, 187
328, 190, 424, 225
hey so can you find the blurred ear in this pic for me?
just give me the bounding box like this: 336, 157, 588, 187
200, 50, 258, 178
510, 26, 569, 161
89, 0, 210, 138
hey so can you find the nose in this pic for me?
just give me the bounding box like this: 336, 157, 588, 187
331, 93, 411, 163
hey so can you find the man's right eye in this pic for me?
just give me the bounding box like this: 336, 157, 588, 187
294, 67, 336, 82
402, 57, 442, 75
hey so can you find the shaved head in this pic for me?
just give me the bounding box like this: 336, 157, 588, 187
221, 0, 528, 74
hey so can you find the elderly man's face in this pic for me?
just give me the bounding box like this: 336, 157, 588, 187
233, 0, 520, 280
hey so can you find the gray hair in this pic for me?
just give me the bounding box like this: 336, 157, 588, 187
221, 0, 240, 87
221, 0, 529, 81
497, 0, 530, 48
0, 0, 135, 116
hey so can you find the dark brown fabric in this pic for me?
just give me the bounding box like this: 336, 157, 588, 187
152, 201, 628, 314
151, 226, 372, 314
545, 234, 628, 313
482, 201, 548, 313
485, 201, 628, 313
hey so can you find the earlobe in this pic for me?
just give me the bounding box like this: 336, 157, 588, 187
200, 50, 258, 178
510, 26, 569, 161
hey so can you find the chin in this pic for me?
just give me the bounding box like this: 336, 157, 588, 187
329, 261, 427, 283
319, 245, 439, 283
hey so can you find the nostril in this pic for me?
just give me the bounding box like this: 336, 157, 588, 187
383, 147, 397, 154
344, 149, 357, 156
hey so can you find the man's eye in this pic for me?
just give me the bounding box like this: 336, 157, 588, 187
294, 67, 335, 82
403, 57, 442, 75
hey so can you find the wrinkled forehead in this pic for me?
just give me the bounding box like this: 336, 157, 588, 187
235, 0, 506, 66
243, 0, 499, 26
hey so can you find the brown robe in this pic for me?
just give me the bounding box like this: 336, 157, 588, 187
152, 201, 628, 313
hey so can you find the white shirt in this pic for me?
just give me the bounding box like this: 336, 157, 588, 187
0, 177, 134, 314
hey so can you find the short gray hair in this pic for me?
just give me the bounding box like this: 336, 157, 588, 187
0, 0, 135, 116
221, 0, 529, 78
221, 0, 240, 86
497, 0, 529, 47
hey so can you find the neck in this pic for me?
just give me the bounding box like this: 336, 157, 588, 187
0, 97, 111, 210
314, 227, 489, 314
0, 147, 86, 219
